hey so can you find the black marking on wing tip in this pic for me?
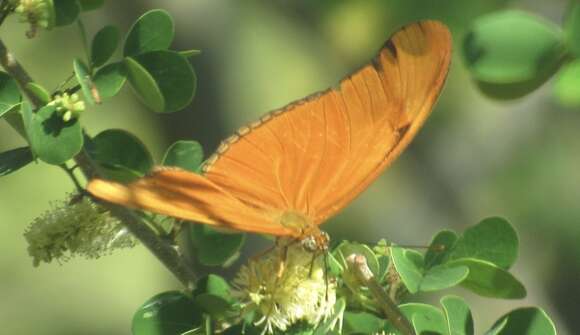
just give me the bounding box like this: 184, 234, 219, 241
384, 39, 398, 59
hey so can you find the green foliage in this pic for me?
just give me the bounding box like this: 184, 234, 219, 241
554, 59, 580, 107
53, 0, 81, 27
25, 82, 50, 105
132, 291, 203, 335
0, 72, 21, 118
124, 9, 175, 57
162, 140, 204, 173
441, 296, 474, 335
486, 307, 556, 335
91, 25, 120, 68
193, 275, 235, 318
565, 2, 580, 58
86, 129, 153, 182
73, 58, 96, 105
446, 217, 518, 270
0, 146, 33, 176
93, 62, 127, 99
463, 10, 566, 99
21, 102, 83, 164
190, 225, 245, 267
124, 56, 165, 112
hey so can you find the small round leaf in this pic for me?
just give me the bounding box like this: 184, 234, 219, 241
73, 58, 97, 105
132, 291, 203, 335
565, 3, 580, 57
53, 0, 81, 27
133, 50, 196, 112
424, 229, 458, 269
441, 295, 474, 335
91, 25, 120, 67
390, 246, 423, 293
78, 0, 104, 11
25, 82, 51, 105
162, 140, 204, 173
0, 147, 33, 177
448, 217, 518, 269
419, 264, 469, 292
554, 59, 580, 107
21, 102, 83, 165
124, 9, 175, 56
448, 258, 526, 299
190, 225, 245, 267
463, 10, 566, 99
125, 57, 165, 112
390, 303, 446, 335
337, 241, 380, 277
93, 62, 127, 99
487, 307, 556, 335
86, 129, 153, 182
193, 275, 234, 317
0, 72, 21, 118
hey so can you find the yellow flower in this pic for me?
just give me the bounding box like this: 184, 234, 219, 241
232, 240, 337, 334
49, 93, 85, 122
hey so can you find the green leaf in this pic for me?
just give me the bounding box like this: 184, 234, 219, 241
124, 9, 175, 56
53, 0, 81, 26
162, 140, 204, 173
343, 311, 385, 334
73, 58, 96, 105
424, 229, 458, 269
0, 72, 21, 118
554, 59, 580, 107
180, 49, 202, 58
78, 0, 104, 11
133, 50, 196, 112
337, 241, 380, 277
132, 291, 203, 335
124, 57, 165, 112
486, 307, 556, 335
0, 147, 33, 177
448, 217, 518, 269
390, 246, 423, 293
193, 275, 233, 317
448, 258, 526, 299
21, 102, 83, 165
463, 10, 566, 99
565, 2, 580, 57
190, 225, 245, 267
86, 129, 153, 182
91, 25, 120, 67
93, 62, 127, 99
441, 296, 474, 335
419, 264, 469, 292
393, 303, 447, 335
25, 82, 50, 105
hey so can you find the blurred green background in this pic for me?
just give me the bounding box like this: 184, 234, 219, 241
1, 0, 578, 334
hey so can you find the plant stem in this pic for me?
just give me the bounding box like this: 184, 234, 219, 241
348, 254, 416, 335
0, 37, 197, 288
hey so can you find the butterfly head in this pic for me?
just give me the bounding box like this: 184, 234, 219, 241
300, 230, 330, 252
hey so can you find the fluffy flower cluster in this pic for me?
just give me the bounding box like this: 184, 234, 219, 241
24, 193, 136, 266
49, 93, 85, 122
11, 0, 52, 37
232, 240, 337, 334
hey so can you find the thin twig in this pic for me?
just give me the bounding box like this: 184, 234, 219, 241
347, 254, 416, 335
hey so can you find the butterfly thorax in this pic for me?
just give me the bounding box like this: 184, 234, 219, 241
278, 211, 329, 252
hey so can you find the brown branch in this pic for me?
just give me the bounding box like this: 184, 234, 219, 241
347, 254, 416, 335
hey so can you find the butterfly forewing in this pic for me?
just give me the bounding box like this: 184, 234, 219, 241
88, 20, 452, 237
203, 20, 452, 224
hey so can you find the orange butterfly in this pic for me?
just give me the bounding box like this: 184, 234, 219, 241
87, 20, 452, 251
